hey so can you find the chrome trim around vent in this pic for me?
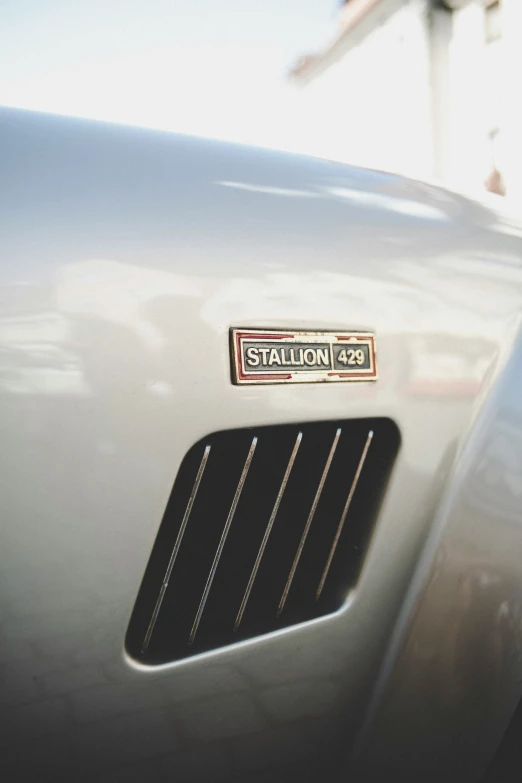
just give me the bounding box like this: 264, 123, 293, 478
316, 429, 373, 600
234, 431, 303, 631
277, 427, 342, 617
141, 444, 211, 653
127, 418, 399, 665
189, 436, 258, 644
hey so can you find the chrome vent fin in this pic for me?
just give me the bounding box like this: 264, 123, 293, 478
126, 419, 399, 664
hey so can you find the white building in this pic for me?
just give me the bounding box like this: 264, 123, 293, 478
290, 0, 522, 204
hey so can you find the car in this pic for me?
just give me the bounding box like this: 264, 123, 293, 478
1, 106, 522, 782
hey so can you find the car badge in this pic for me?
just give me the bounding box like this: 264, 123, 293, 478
231, 328, 377, 385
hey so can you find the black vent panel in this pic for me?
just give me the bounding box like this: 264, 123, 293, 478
127, 418, 399, 664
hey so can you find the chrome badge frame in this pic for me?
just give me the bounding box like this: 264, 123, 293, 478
231, 328, 377, 385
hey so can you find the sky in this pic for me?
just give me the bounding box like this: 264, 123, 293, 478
0, 0, 338, 152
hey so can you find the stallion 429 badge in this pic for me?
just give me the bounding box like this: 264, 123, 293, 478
231, 329, 377, 385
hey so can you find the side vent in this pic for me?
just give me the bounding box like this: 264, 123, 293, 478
126, 419, 399, 664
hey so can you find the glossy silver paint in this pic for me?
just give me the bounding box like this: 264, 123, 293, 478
1, 107, 522, 781
349, 336, 522, 782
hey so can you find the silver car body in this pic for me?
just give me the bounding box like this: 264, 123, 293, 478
1, 107, 522, 781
